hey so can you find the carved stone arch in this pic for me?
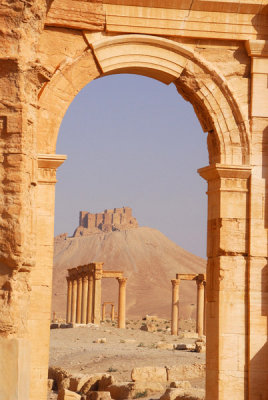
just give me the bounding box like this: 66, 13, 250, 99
38, 34, 250, 165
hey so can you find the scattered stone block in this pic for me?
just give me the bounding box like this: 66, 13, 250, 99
174, 344, 195, 351
167, 364, 205, 381
195, 342, 206, 353
48, 379, 54, 392
169, 381, 191, 389
156, 342, 174, 350
81, 374, 114, 394
140, 322, 156, 332
180, 332, 198, 339
120, 339, 136, 344
57, 388, 81, 400
134, 381, 164, 394
69, 374, 91, 392
87, 391, 112, 400
60, 323, 73, 329
160, 388, 205, 400
51, 323, 60, 329
106, 382, 134, 400
49, 367, 70, 389
93, 338, 107, 343
131, 366, 167, 383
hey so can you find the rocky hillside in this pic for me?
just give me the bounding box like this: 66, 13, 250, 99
53, 226, 206, 320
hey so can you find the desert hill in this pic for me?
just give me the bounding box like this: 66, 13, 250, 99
53, 224, 206, 320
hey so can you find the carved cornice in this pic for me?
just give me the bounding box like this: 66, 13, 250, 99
37, 154, 67, 184
198, 164, 252, 182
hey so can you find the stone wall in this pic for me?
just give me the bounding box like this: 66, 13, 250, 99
74, 207, 138, 236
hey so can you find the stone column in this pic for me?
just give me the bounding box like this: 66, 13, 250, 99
102, 303, 106, 321
66, 277, 72, 323
203, 281, 206, 336
111, 304, 115, 321
76, 275, 83, 323
71, 278, 77, 324
198, 164, 251, 400
81, 274, 88, 324
87, 273, 93, 323
171, 279, 180, 335
196, 277, 205, 337
117, 277, 127, 328
92, 263, 103, 324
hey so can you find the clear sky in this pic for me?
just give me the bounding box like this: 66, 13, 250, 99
55, 74, 208, 258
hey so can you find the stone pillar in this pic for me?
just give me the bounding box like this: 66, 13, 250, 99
76, 275, 83, 323
66, 277, 72, 323
111, 304, 115, 321
81, 274, 88, 324
102, 303, 106, 321
171, 279, 180, 335
198, 164, 251, 400
203, 281, 206, 336
92, 263, 103, 324
71, 278, 77, 324
117, 277, 127, 328
196, 277, 205, 337
28, 154, 66, 400
87, 273, 93, 323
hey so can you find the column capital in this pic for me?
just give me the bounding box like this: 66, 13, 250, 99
246, 40, 268, 58
37, 154, 67, 184
117, 277, 127, 286
198, 164, 251, 182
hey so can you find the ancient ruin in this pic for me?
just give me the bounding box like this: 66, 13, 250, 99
66, 262, 127, 328
74, 208, 138, 236
102, 302, 115, 322
1, 1, 268, 399
171, 274, 206, 337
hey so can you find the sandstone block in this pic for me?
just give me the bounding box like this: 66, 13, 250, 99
106, 382, 134, 400
174, 344, 195, 351
134, 381, 164, 394
160, 388, 205, 400
93, 338, 107, 343
140, 322, 156, 332
57, 388, 81, 400
195, 342, 206, 353
81, 374, 114, 394
49, 367, 70, 388
87, 391, 112, 400
167, 364, 205, 381
51, 323, 60, 329
169, 381, 192, 389
179, 333, 199, 339
120, 339, 136, 344
69, 374, 92, 392
156, 342, 174, 350
131, 367, 167, 382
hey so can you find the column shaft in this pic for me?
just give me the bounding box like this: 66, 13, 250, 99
81, 275, 88, 324
117, 278, 127, 328
66, 278, 72, 323
111, 304, 115, 321
87, 274, 93, 323
71, 279, 77, 323
196, 280, 205, 336
76, 277, 82, 323
171, 279, 180, 335
102, 303, 106, 321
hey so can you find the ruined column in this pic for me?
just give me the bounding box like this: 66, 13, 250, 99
102, 303, 106, 321
71, 278, 77, 324
81, 274, 88, 324
117, 277, 127, 328
196, 277, 205, 337
92, 263, 103, 324
87, 272, 93, 323
111, 304, 115, 321
203, 281, 206, 336
171, 279, 180, 335
66, 277, 72, 323
76, 275, 83, 323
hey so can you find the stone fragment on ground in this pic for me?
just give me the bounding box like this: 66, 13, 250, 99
195, 342, 205, 353
160, 388, 205, 400
167, 364, 205, 381
86, 391, 112, 400
174, 344, 195, 351
169, 381, 192, 389
57, 388, 81, 400
140, 322, 156, 332
156, 342, 174, 350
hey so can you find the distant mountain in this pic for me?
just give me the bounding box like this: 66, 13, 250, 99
53, 226, 206, 320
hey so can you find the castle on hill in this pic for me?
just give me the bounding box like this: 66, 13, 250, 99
73, 207, 139, 236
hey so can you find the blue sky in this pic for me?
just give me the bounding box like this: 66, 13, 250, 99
55, 74, 208, 258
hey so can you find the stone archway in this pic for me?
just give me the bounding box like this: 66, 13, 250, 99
1, 2, 268, 400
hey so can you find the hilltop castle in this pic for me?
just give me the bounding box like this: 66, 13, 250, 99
73, 207, 139, 236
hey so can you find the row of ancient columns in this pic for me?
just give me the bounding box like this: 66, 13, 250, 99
102, 302, 115, 321
66, 262, 127, 328
171, 274, 206, 336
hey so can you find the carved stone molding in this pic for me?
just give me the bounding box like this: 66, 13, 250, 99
37, 154, 67, 184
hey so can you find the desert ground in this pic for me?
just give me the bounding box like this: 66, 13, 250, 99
48, 318, 205, 399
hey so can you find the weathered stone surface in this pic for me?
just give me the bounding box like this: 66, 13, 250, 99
131, 367, 167, 383
58, 388, 81, 400
156, 342, 175, 350
167, 364, 205, 381
86, 391, 112, 400
195, 342, 206, 353
106, 382, 134, 400
160, 388, 205, 400
81, 374, 114, 394
49, 367, 70, 389
175, 344, 195, 351
48, 379, 54, 392
169, 381, 192, 390
69, 374, 92, 392
140, 322, 156, 333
